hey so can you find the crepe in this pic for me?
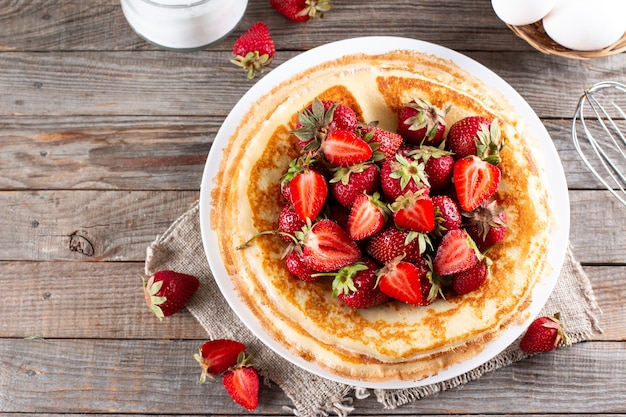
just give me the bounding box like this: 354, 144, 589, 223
209, 50, 554, 383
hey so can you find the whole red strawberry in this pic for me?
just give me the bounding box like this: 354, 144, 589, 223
366, 225, 423, 263
143, 270, 199, 320
329, 162, 380, 208
270, 0, 332, 22
452, 259, 489, 295
432, 195, 462, 235
397, 98, 449, 146
284, 250, 320, 282
231, 22, 275, 79
520, 313, 570, 354
193, 339, 246, 382
464, 200, 508, 251
360, 125, 403, 160
331, 258, 391, 308
278, 204, 306, 242
222, 353, 260, 411
380, 154, 430, 201
293, 98, 358, 149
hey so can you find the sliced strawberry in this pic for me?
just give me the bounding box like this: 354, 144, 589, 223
193, 339, 246, 382
301, 219, 362, 272
331, 258, 390, 308
142, 270, 200, 320
376, 257, 423, 305
347, 193, 388, 240
289, 169, 328, 221
222, 354, 259, 411
452, 259, 489, 295
322, 129, 372, 167
433, 228, 480, 276
390, 191, 435, 233
453, 156, 501, 212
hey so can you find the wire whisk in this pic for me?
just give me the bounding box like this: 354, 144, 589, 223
572, 81, 626, 207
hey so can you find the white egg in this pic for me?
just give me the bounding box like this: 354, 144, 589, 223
543, 0, 626, 51
491, 0, 557, 26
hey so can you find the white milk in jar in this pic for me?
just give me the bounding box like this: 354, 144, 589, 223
121, 0, 248, 50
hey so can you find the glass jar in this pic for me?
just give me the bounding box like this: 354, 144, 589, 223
121, 0, 248, 51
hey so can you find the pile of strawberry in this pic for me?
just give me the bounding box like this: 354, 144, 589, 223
241, 97, 509, 308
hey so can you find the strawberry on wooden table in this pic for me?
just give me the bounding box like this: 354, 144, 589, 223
193, 339, 246, 382
231, 22, 275, 79
270, 0, 332, 22
222, 353, 260, 411
142, 270, 199, 320
520, 312, 570, 354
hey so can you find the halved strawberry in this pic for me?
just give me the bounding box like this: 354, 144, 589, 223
433, 228, 480, 276
390, 191, 435, 233
300, 219, 361, 272
289, 169, 328, 221
376, 256, 423, 305
222, 353, 259, 411
322, 129, 372, 167
330, 258, 390, 308
347, 192, 389, 240
453, 156, 501, 212
193, 339, 246, 382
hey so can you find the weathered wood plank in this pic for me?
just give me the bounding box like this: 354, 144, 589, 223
0, 338, 623, 414
0, 190, 198, 261
0, 0, 528, 53
0, 51, 624, 118
0, 190, 623, 263
0, 116, 215, 190
0, 261, 621, 340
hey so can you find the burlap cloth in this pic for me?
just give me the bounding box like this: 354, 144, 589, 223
145, 201, 602, 416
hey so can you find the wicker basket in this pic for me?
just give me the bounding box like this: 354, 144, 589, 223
508, 21, 626, 60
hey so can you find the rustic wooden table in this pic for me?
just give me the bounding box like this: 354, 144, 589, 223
1, 0, 625, 415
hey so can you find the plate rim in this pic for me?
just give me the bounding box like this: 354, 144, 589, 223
199, 36, 570, 389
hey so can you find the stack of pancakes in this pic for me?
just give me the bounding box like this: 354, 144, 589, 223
209, 50, 553, 383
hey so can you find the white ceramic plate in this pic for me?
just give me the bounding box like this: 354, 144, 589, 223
199, 36, 570, 389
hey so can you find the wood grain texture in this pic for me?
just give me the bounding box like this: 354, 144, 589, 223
0, 338, 623, 414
